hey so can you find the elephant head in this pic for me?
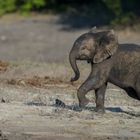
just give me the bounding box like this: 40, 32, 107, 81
69, 29, 118, 82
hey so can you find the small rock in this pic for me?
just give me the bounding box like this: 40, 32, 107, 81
1, 97, 9, 103
55, 99, 66, 108
0, 36, 7, 41
0, 130, 2, 137
119, 119, 125, 124
1, 98, 6, 103
19, 80, 26, 86
0, 130, 8, 140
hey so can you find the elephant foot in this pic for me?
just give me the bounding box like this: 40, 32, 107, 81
79, 98, 90, 108
95, 107, 105, 113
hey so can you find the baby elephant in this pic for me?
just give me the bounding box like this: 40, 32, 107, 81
69, 29, 140, 113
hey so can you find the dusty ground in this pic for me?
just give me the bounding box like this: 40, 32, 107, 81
0, 14, 140, 140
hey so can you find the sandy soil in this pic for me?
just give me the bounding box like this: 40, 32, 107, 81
0, 15, 140, 140
0, 82, 140, 140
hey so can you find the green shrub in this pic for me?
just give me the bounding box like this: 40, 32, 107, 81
103, 0, 122, 16
19, 0, 46, 14
0, 0, 46, 16
0, 0, 139, 26
0, 0, 16, 16
111, 12, 136, 26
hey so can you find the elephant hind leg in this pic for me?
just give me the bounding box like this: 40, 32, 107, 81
95, 83, 107, 113
124, 87, 140, 100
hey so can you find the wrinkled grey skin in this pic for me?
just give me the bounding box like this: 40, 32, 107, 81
69, 29, 140, 113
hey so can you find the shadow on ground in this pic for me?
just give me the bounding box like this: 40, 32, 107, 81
26, 98, 140, 117
55, 2, 115, 31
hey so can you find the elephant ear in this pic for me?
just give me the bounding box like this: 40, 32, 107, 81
93, 30, 118, 63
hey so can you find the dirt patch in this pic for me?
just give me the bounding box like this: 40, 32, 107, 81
0, 84, 140, 140
0, 62, 139, 140
0, 61, 9, 73
7, 75, 69, 87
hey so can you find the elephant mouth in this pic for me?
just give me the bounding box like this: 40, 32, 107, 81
87, 60, 91, 63
79, 54, 92, 61
80, 54, 89, 59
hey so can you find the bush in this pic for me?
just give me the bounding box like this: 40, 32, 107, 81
18, 0, 46, 14
0, 0, 139, 26
111, 12, 136, 26
0, 0, 16, 16
0, 0, 46, 16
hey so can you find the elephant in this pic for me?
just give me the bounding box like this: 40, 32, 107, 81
69, 28, 140, 113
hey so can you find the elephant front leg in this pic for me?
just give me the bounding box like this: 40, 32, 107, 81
95, 83, 107, 113
77, 87, 90, 108
77, 76, 100, 108
77, 64, 108, 110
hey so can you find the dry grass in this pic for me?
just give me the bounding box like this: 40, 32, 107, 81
0, 61, 9, 73
0, 61, 91, 89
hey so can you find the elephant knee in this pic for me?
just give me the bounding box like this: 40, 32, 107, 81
77, 87, 87, 99
77, 87, 89, 107
77, 87, 87, 94
97, 93, 104, 99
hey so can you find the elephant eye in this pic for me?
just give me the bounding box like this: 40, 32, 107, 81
81, 46, 86, 50
106, 55, 111, 59
82, 46, 90, 50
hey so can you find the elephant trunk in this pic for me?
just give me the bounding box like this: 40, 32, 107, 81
69, 50, 80, 82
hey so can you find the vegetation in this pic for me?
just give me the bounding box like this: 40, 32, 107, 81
0, 0, 139, 26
